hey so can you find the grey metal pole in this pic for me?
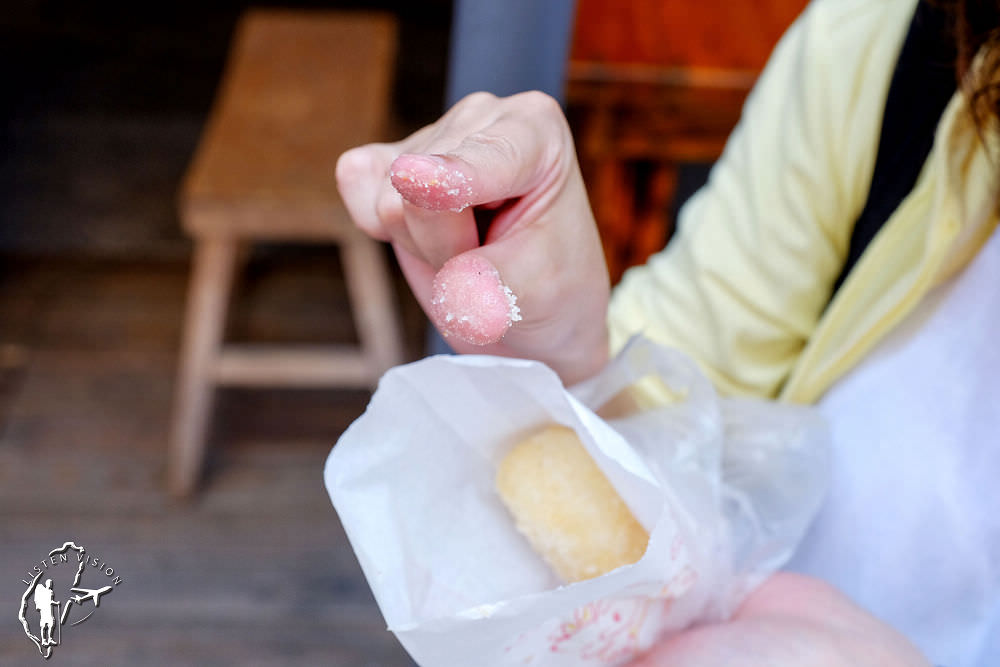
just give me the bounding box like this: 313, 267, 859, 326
426, 0, 577, 356
445, 0, 577, 105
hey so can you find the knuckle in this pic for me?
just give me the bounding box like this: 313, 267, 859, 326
443, 91, 500, 128
514, 90, 562, 117
351, 208, 390, 241
501, 91, 571, 150
374, 189, 404, 229
457, 91, 498, 109
335, 144, 390, 190
334, 147, 364, 188
463, 131, 520, 164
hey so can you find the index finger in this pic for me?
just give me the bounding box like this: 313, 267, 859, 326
390, 93, 569, 214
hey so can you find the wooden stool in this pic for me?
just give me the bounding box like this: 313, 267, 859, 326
168, 10, 404, 496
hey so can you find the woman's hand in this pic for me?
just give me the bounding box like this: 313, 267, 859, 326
335, 91, 610, 384
630, 573, 930, 667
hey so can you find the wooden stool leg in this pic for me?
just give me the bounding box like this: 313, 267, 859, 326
340, 236, 405, 381
168, 238, 238, 497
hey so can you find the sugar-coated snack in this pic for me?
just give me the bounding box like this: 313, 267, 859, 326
495, 425, 649, 583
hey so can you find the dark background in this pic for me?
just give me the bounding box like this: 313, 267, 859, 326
0, 6, 451, 662
0, 0, 453, 258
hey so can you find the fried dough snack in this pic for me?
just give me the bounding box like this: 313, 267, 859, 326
495, 425, 649, 583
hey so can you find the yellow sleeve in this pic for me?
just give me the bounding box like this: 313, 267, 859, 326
607, 0, 917, 398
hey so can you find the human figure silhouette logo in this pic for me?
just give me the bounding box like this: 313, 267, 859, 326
18, 541, 124, 660
32, 579, 58, 648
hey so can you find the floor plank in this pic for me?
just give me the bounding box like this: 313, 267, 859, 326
0, 255, 422, 666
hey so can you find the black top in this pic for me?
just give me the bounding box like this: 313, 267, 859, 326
831, 0, 958, 295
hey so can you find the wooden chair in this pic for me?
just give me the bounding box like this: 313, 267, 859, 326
168, 10, 404, 496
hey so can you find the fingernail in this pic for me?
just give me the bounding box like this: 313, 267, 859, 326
430, 254, 521, 346
390, 154, 474, 212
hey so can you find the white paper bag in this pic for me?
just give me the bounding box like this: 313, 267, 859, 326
325, 337, 829, 666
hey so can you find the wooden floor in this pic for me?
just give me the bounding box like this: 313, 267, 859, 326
0, 251, 424, 666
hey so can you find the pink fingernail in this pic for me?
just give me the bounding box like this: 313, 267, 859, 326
389, 154, 474, 212
430, 254, 521, 346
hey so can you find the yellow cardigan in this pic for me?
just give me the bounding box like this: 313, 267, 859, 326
608, 0, 999, 404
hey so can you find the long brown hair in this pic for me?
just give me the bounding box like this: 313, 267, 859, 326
951, 0, 1000, 131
